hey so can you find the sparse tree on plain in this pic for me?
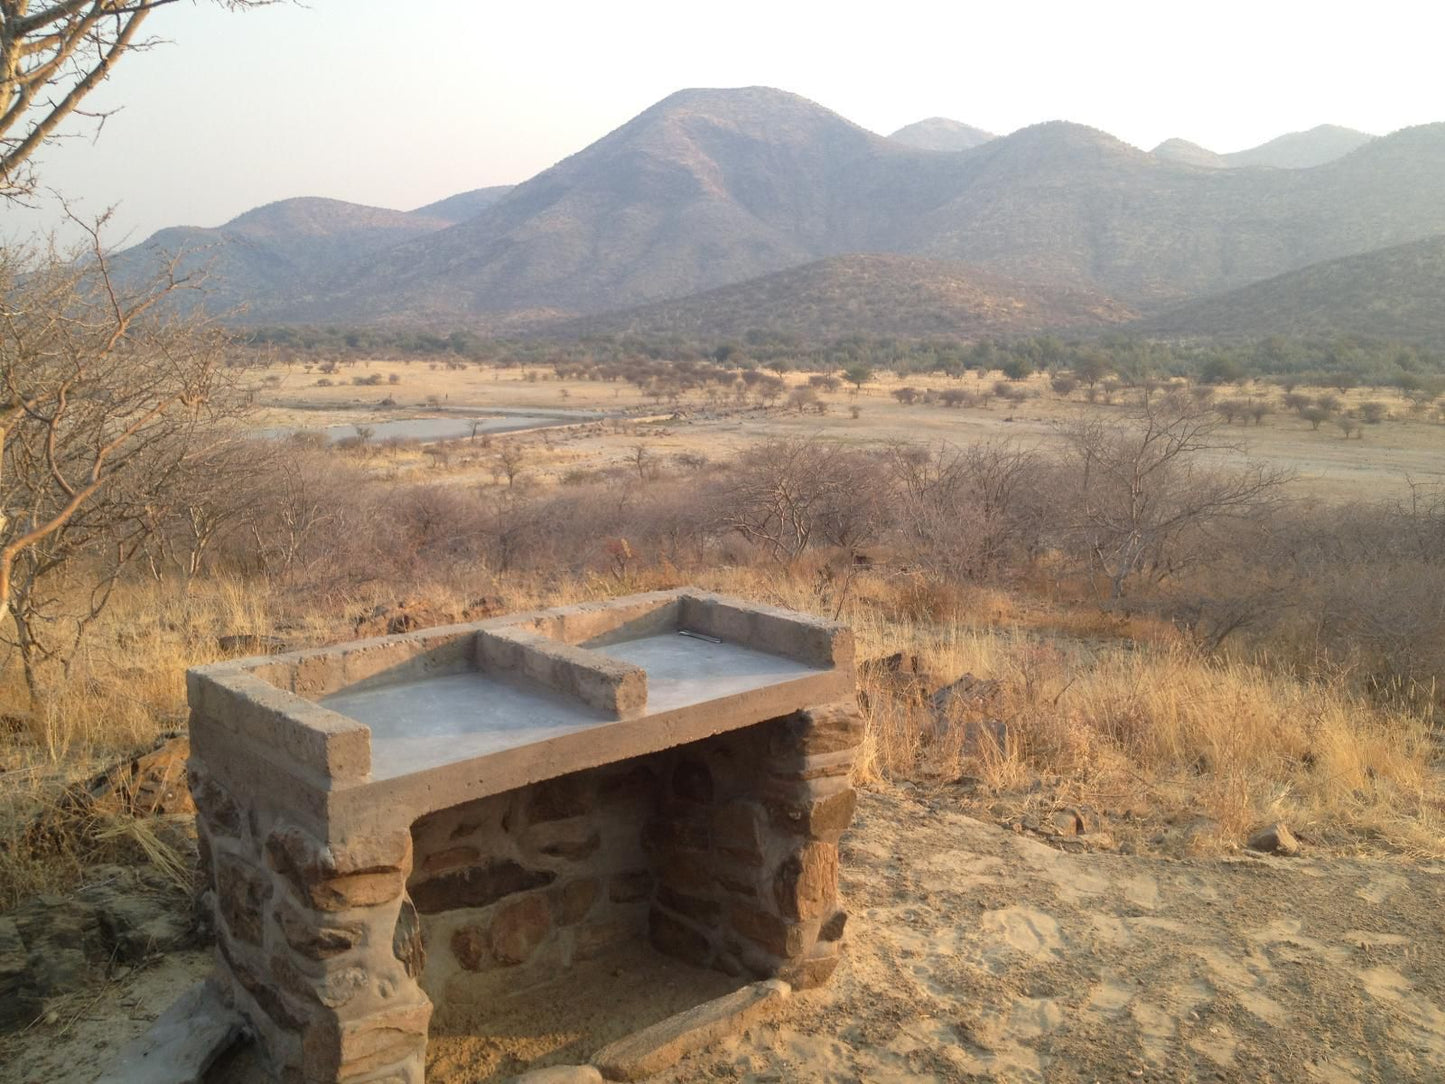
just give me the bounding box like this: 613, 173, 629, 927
842, 364, 872, 392
1057, 396, 1288, 601
496, 443, 526, 488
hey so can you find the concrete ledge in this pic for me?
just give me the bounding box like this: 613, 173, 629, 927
590, 979, 790, 1081
190, 590, 857, 829
680, 593, 852, 669
189, 671, 371, 783
330, 668, 853, 834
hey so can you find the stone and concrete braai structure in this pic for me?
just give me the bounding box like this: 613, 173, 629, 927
186, 589, 863, 1082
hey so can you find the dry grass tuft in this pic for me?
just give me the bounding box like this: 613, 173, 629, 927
1, 562, 1441, 903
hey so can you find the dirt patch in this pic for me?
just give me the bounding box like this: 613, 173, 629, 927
426, 939, 743, 1082
0, 950, 212, 1084
4, 788, 1443, 1082
655, 787, 1445, 1082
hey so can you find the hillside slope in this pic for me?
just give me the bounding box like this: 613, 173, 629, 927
117, 197, 455, 313
412, 185, 515, 223
1224, 124, 1376, 169
556, 253, 1136, 340
318, 87, 950, 320
906, 121, 1445, 305
1136, 234, 1445, 344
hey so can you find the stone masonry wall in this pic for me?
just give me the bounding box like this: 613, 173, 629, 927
191, 697, 861, 1081
406, 758, 664, 1023
646, 700, 862, 988
192, 759, 429, 1084
399, 698, 862, 1024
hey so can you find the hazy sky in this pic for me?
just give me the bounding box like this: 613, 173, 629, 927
4, 0, 1442, 245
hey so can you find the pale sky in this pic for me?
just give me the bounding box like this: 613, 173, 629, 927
4, 0, 1442, 245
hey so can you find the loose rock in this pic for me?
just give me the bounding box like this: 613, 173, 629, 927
1247, 823, 1301, 856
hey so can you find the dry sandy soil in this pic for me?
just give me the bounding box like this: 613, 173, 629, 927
5, 787, 1441, 1083
248, 364, 1445, 503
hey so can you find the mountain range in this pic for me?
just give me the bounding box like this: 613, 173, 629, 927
113, 88, 1445, 344
1150, 124, 1376, 170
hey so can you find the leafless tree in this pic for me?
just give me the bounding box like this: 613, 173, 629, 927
0, 226, 243, 696
715, 438, 887, 564
496, 442, 525, 489
1056, 396, 1289, 602
629, 442, 652, 483
1, 0, 276, 197
888, 440, 1045, 582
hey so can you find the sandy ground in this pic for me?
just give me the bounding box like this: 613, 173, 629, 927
426, 942, 743, 1081
5, 787, 1442, 1083
247, 364, 1445, 503
657, 787, 1445, 1083
0, 950, 213, 1084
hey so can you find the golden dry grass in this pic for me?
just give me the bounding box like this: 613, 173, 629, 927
2, 560, 1441, 904
2, 357, 1443, 900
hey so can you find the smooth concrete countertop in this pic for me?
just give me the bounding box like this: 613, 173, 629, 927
589, 633, 821, 714
321, 670, 610, 781
189, 590, 856, 826
321, 632, 825, 781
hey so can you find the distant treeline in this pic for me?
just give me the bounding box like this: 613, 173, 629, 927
238, 326, 1445, 389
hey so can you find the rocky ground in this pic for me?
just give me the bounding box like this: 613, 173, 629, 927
2, 786, 1443, 1082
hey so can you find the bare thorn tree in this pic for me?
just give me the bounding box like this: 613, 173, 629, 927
0, 221, 244, 698
1, 1, 277, 198
1056, 395, 1290, 602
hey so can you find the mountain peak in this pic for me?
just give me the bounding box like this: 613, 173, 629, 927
224, 197, 430, 237
640, 85, 855, 125
1225, 124, 1376, 169
977, 121, 1149, 168
889, 117, 996, 152
1151, 138, 1228, 169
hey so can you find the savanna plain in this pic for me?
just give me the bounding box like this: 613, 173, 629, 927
2, 350, 1442, 1082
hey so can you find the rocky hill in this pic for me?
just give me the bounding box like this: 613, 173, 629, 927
555, 253, 1135, 340
117, 197, 458, 314
1151, 125, 1376, 171
313, 87, 939, 321
1136, 233, 1445, 345
1150, 138, 1228, 169
1223, 124, 1376, 169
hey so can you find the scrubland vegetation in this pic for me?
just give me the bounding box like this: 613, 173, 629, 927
3, 345, 1442, 905
244, 326, 1445, 394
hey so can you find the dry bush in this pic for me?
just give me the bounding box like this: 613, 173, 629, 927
713, 438, 889, 564
4, 423, 1444, 901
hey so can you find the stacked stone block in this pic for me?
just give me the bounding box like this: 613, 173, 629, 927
187, 589, 859, 1082
404, 760, 663, 1018
193, 761, 430, 1083
645, 700, 862, 988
